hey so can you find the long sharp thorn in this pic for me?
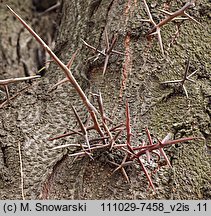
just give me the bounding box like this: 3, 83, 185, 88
7, 5, 98, 115
184, 12, 202, 26
145, 128, 153, 145
157, 28, 164, 56
81, 39, 97, 52
183, 57, 190, 83
4, 85, 10, 103
113, 129, 123, 142
143, 0, 156, 25
108, 35, 117, 53
48, 131, 76, 141
111, 154, 130, 182
157, 136, 172, 167
161, 79, 183, 84
84, 133, 91, 150
52, 143, 88, 150
159, 148, 171, 167
102, 121, 114, 149
158, 9, 172, 16
67, 49, 79, 69
51, 50, 78, 90
70, 105, 91, 150
51, 78, 69, 90
90, 111, 104, 137
112, 50, 124, 55
187, 69, 198, 79
121, 168, 130, 183
97, 92, 113, 123
71, 105, 86, 134
137, 158, 155, 191
143, 140, 151, 163
104, 26, 110, 51
145, 128, 153, 163
110, 123, 124, 132
183, 85, 189, 98
0, 75, 41, 85
97, 92, 107, 123
103, 55, 109, 76
161, 136, 203, 147
81, 39, 106, 56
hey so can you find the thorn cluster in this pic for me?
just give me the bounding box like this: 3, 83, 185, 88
6, 5, 204, 192
161, 57, 198, 98
82, 26, 123, 75
142, 0, 201, 56
49, 99, 203, 191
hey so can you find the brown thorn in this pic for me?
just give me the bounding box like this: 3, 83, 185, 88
103, 54, 110, 76
110, 154, 131, 183
52, 143, 88, 150
134, 136, 203, 159
157, 28, 164, 57
81, 28, 122, 76
104, 26, 110, 51
109, 123, 125, 132
71, 104, 86, 135
68, 143, 111, 157
4, 85, 10, 103
161, 57, 198, 98
71, 104, 91, 149
113, 129, 123, 143
184, 12, 202, 26
49, 49, 79, 91
156, 135, 172, 167
94, 92, 113, 124
7, 5, 98, 116
102, 121, 114, 149
67, 49, 79, 69
81, 39, 106, 56
39, 1, 61, 16
89, 136, 109, 143
48, 132, 75, 141
50, 78, 69, 91
136, 157, 155, 191
108, 35, 118, 54
142, 0, 156, 26
90, 111, 105, 138
143, 1, 200, 56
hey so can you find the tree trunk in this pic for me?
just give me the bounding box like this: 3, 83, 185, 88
0, 0, 210, 199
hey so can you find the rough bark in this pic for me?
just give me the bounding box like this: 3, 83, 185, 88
0, 0, 210, 199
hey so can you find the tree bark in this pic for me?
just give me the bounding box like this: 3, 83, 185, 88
0, 0, 210, 199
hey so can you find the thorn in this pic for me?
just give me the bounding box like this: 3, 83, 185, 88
82, 27, 122, 76
142, 1, 200, 56
161, 57, 198, 98
7, 5, 98, 116
137, 157, 155, 191
109, 154, 131, 183
50, 49, 79, 91
71, 104, 91, 149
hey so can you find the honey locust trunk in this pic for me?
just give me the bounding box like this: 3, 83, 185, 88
0, 0, 210, 199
